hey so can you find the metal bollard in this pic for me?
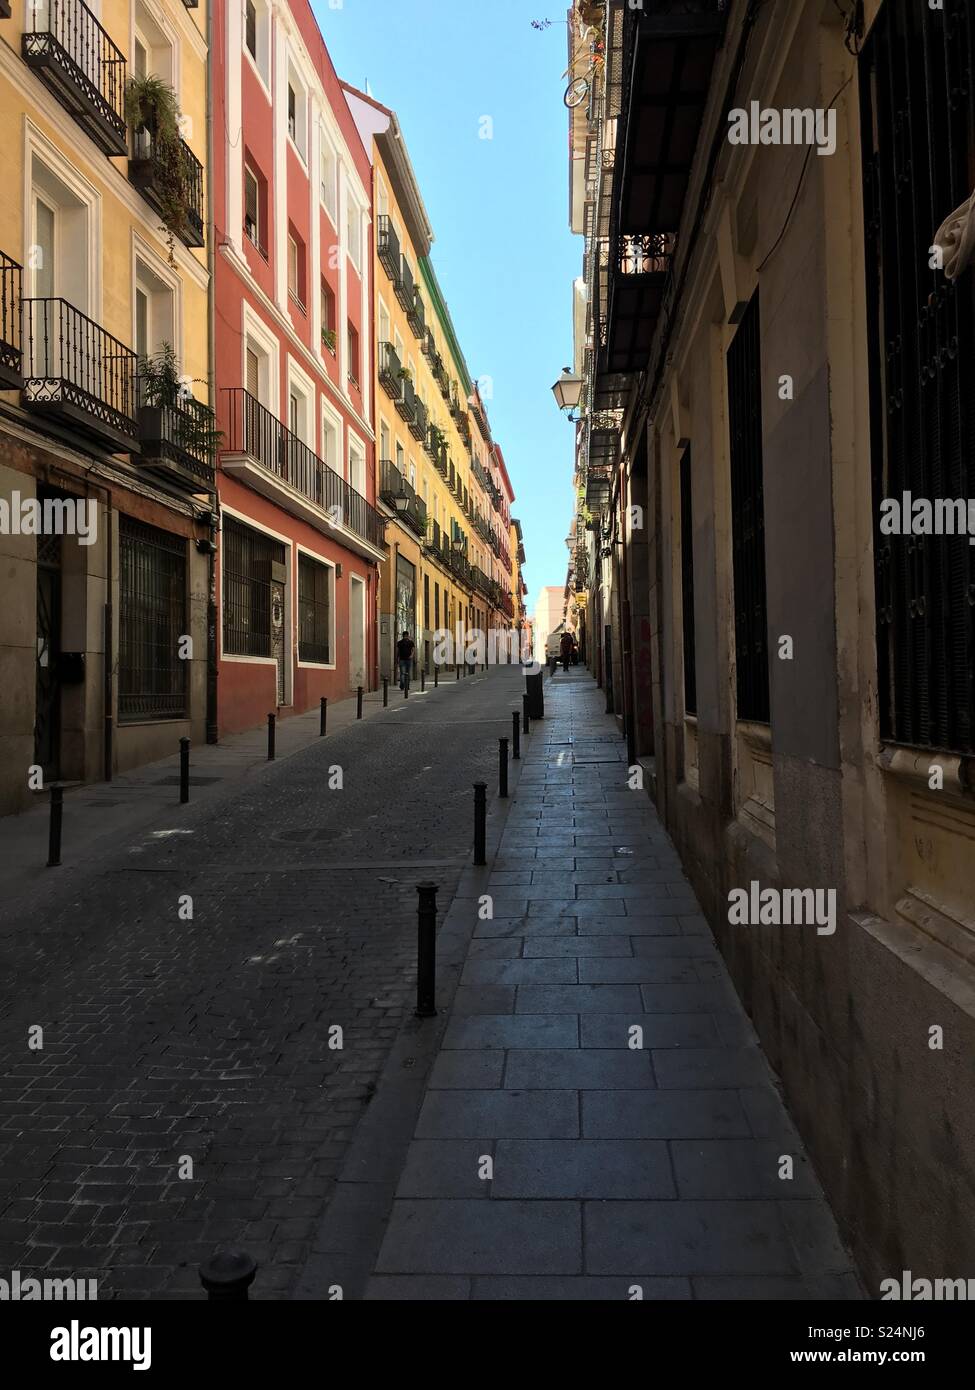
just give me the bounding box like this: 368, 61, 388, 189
404, 675, 409, 700
47, 785, 63, 868
320, 697, 328, 737
473, 782, 487, 866
434, 666, 439, 688
383, 677, 388, 708
421, 669, 426, 693
512, 710, 520, 761
199, 1249, 257, 1301
179, 737, 190, 804
357, 686, 364, 720
499, 738, 509, 799
267, 713, 276, 761
523, 693, 530, 736
415, 882, 438, 1019
456, 664, 460, 682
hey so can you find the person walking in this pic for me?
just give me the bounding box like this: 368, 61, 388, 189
559, 630, 574, 674
396, 632, 415, 692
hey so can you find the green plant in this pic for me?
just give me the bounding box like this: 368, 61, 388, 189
322, 327, 336, 353
125, 74, 196, 267
139, 343, 222, 460
397, 366, 412, 381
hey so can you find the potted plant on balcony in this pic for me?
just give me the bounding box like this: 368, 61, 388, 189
138, 343, 222, 471
397, 366, 412, 382
322, 327, 336, 355
125, 75, 197, 267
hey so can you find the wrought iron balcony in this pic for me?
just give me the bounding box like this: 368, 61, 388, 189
379, 459, 427, 539
456, 413, 471, 449
181, 0, 199, 8
377, 216, 400, 284
432, 352, 450, 398
22, 0, 127, 157
410, 395, 428, 442
396, 256, 414, 312
379, 340, 402, 398
224, 388, 385, 552
407, 285, 425, 339
128, 126, 205, 248
470, 395, 491, 442
137, 385, 215, 490
421, 327, 435, 360
0, 251, 24, 390
427, 424, 448, 477
22, 298, 138, 451
395, 376, 417, 425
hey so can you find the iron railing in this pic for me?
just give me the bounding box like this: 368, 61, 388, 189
22, 0, 128, 156
137, 385, 216, 488
118, 515, 187, 722
378, 340, 401, 398
224, 388, 385, 551
727, 292, 769, 724
395, 376, 418, 425
861, 0, 975, 754
222, 513, 285, 658
129, 126, 205, 248
411, 396, 428, 442
377, 215, 400, 283
0, 250, 23, 388
407, 284, 425, 338
22, 297, 138, 447
379, 458, 427, 538
396, 256, 414, 312
298, 552, 330, 665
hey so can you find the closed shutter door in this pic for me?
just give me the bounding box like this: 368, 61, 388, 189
246, 348, 259, 398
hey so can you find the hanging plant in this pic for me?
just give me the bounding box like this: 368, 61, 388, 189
139, 343, 223, 463
322, 327, 336, 354
125, 75, 196, 267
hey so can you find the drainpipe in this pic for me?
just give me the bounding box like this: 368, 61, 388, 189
205, 0, 219, 745
103, 488, 114, 782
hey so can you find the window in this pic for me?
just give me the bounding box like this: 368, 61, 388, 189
244, 159, 267, 257
320, 139, 337, 221
30, 156, 89, 311
347, 321, 360, 387
347, 201, 362, 272
134, 1, 174, 89
321, 404, 340, 474
243, 0, 269, 84
862, 0, 975, 753
727, 292, 769, 724
679, 447, 697, 717
133, 257, 175, 374
298, 554, 331, 664
349, 436, 366, 495
288, 85, 296, 140
119, 517, 187, 721
245, 0, 257, 60
287, 228, 306, 310
287, 67, 307, 159
320, 278, 336, 353
395, 440, 404, 472
223, 516, 286, 657
380, 420, 390, 462
246, 347, 260, 398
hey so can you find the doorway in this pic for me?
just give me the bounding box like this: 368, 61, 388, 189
35, 525, 63, 782
349, 573, 366, 689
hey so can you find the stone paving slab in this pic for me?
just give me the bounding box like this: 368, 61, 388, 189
365, 670, 860, 1299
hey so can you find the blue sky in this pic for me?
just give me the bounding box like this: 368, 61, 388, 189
312, 0, 580, 609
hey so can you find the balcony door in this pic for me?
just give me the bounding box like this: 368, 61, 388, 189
349, 574, 366, 690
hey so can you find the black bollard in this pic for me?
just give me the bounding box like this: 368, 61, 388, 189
512, 710, 521, 761
415, 882, 438, 1019
456, 664, 460, 682
267, 713, 276, 761
383, 677, 388, 708
434, 666, 439, 688
199, 1250, 257, 1301
522, 693, 530, 736
179, 737, 190, 804
320, 697, 328, 737
421, 669, 426, 693
357, 686, 363, 720
499, 738, 509, 799
473, 782, 487, 866
47, 785, 63, 868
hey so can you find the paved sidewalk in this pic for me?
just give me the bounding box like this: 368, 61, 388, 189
362, 668, 862, 1300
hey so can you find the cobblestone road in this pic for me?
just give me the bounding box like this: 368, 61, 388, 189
0, 667, 526, 1299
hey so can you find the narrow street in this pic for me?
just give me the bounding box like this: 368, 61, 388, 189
0, 667, 525, 1299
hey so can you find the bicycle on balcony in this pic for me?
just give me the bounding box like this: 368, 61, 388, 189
562, 34, 604, 108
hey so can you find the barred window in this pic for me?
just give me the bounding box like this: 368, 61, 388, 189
728, 291, 770, 724
223, 516, 285, 657
680, 446, 697, 717
119, 517, 187, 723
298, 553, 331, 665
861, 0, 975, 753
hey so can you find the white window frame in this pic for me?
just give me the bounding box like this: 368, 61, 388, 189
243, 0, 271, 94
241, 300, 280, 415
219, 503, 294, 713
287, 354, 315, 448
24, 123, 101, 319
320, 395, 343, 478
319, 131, 338, 225
131, 231, 181, 366
287, 63, 308, 163
348, 429, 367, 497
295, 543, 336, 671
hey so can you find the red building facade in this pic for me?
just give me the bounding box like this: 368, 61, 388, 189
212, 0, 384, 735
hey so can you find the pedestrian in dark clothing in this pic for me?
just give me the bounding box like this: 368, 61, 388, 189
560, 631, 574, 673
397, 633, 415, 692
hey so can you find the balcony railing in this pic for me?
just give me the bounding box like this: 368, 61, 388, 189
129, 126, 205, 248
377, 215, 400, 284
22, 297, 138, 451
137, 385, 215, 489
395, 256, 414, 312
379, 458, 427, 539
410, 395, 428, 442
421, 327, 435, 360
427, 424, 448, 476
407, 285, 425, 339
379, 340, 401, 398
22, 0, 128, 156
0, 251, 23, 389
395, 376, 417, 425
224, 388, 385, 552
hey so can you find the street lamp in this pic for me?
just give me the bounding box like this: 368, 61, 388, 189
393, 493, 410, 513
551, 367, 584, 417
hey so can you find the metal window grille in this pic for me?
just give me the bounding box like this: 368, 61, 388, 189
680, 446, 697, 717
222, 515, 285, 657
727, 291, 770, 724
118, 517, 187, 722
298, 553, 330, 665
861, 0, 975, 754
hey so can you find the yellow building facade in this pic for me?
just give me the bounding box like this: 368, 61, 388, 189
0, 0, 213, 813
